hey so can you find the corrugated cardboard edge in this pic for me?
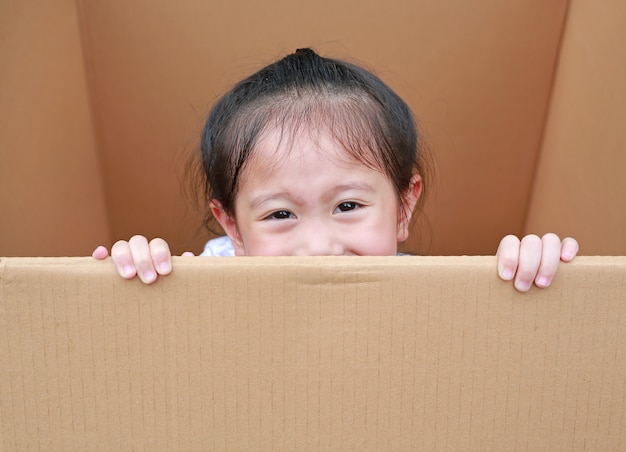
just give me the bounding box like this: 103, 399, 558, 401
1, 256, 625, 451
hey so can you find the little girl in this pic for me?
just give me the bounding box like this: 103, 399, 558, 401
93, 48, 578, 292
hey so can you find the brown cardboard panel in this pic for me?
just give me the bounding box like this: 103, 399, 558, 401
525, 0, 626, 254
77, 0, 568, 256
0, 0, 110, 256
1, 256, 625, 450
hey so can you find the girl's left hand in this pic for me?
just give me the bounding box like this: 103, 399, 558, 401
496, 233, 579, 292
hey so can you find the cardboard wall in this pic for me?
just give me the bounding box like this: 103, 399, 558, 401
0, 0, 110, 256
1, 256, 625, 449
1, 0, 572, 256
525, 0, 626, 254
77, 0, 569, 256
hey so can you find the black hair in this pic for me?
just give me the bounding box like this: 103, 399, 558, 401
194, 48, 430, 233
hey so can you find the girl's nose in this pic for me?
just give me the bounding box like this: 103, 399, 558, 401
294, 221, 344, 256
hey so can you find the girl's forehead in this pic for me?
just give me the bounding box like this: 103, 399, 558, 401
248, 126, 379, 172
235, 126, 396, 204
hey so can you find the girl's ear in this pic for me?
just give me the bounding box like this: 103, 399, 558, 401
210, 200, 246, 255
397, 174, 423, 243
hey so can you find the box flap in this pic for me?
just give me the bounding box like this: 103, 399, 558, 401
1, 256, 625, 450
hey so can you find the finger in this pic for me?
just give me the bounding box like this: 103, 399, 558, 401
181, 251, 195, 257
92, 245, 109, 260
515, 234, 542, 292
149, 238, 172, 275
127, 235, 159, 284
111, 240, 138, 279
496, 234, 520, 281
534, 233, 562, 288
560, 237, 579, 262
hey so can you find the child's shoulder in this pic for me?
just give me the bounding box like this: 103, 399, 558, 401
201, 236, 235, 257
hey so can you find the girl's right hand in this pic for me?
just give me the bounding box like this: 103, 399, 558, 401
92, 235, 193, 284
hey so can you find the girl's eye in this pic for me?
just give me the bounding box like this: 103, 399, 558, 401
266, 210, 294, 220
335, 201, 360, 213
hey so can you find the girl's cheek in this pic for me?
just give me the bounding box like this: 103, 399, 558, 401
243, 232, 289, 256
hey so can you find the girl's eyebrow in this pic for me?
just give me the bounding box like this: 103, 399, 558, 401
249, 192, 292, 210
249, 183, 376, 210
330, 182, 376, 197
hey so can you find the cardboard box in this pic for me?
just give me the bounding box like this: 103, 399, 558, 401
2, 256, 625, 450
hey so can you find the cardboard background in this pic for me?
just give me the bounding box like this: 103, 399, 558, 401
0, 1, 109, 255
525, 0, 626, 254
1, 0, 625, 257
1, 256, 625, 449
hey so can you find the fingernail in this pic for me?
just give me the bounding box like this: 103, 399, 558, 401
515, 280, 531, 292
500, 267, 514, 280
158, 261, 171, 274
122, 265, 135, 278
536, 276, 550, 288
141, 270, 157, 283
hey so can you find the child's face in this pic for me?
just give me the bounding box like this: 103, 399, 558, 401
212, 128, 420, 256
